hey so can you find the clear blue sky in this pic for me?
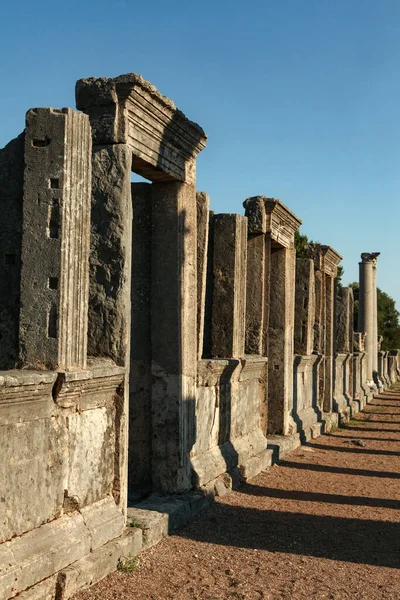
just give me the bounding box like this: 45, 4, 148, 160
1, 0, 399, 305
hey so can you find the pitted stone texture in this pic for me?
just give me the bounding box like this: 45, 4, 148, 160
68, 408, 116, 508
0, 134, 24, 369
245, 231, 270, 356
89, 144, 132, 366
20, 108, 91, 370
294, 258, 315, 355
76, 73, 207, 184
336, 287, 354, 354
196, 192, 210, 359
211, 214, 247, 358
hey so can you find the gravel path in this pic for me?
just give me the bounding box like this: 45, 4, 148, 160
74, 385, 400, 600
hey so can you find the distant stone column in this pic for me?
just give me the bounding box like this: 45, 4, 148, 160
20, 108, 91, 370
358, 253, 380, 380
210, 213, 247, 358
372, 259, 379, 374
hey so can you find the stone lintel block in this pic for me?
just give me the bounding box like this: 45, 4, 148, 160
243, 196, 301, 247
76, 73, 207, 184
294, 258, 315, 355
20, 108, 91, 371
197, 192, 210, 359
211, 213, 247, 358
308, 243, 343, 276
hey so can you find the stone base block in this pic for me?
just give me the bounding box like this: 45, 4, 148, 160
295, 407, 323, 442
0, 496, 125, 599
191, 428, 268, 488
239, 448, 273, 481
267, 433, 301, 462
127, 491, 212, 549
322, 412, 339, 432
57, 528, 142, 599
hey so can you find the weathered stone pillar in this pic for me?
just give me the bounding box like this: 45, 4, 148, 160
294, 258, 315, 356
210, 214, 247, 358
358, 253, 380, 380
244, 197, 301, 436
20, 108, 91, 370
151, 181, 198, 491
0, 133, 24, 370
308, 245, 342, 417
129, 182, 152, 495
197, 192, 210, 360
76, 74, 207, 496
372, 259, 379, 374
244, 197, 271, 356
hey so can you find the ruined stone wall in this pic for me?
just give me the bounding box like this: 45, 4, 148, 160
0, 70, 399, 600
0, 106, 136, 600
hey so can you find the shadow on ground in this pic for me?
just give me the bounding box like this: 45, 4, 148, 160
178, 488, 400, 569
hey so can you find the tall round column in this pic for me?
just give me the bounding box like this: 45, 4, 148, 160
358, 253, 380, 381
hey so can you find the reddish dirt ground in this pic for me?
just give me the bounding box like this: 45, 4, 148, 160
74, 386, 400, 600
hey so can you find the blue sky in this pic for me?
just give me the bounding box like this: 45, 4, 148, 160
1, 0, 399, 305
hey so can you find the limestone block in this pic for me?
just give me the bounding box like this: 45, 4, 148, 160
89, 144, 132, 366
20, 108, 91, 370
80, 496, 125, 551
211, 213, 247, 358
0, 414, 67, 544
294, 258, 315, 355
0, 513, 91, 599
76, 73, 207, 185
0, 134, 24, 369
196, 192, 210, 359
58, 528, 142, 599
67, 408, 115, 507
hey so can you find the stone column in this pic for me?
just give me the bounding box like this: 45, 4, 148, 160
210, 213, 247, 358
244, 196, 271, 356
196, 192, 210, 360
358, 253, 380, 380
20, 108, 91, 371
294, 258, 315, 356
244, 197, 301, 436
372, 259, 379, 374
